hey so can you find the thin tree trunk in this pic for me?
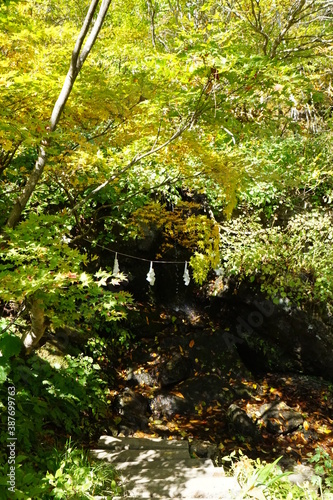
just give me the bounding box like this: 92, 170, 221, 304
6, 0, 112, 229
22, 297, 46, 353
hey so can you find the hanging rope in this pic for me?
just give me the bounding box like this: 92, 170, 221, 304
83, 238, 188, 265
83, 238, 193, 286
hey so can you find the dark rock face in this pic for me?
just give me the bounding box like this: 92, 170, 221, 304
159, 353, 193, 387
227, 404, 261, 441
209, 282, 333, 381
258, 401, 303, 435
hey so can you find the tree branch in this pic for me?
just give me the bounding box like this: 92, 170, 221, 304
270, 0, 307, 58
6, 0, 112, 229
71, 115, 196, 213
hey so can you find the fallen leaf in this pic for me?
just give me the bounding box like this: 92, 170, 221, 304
189, 339, 195, 348
170, 391, 185, 399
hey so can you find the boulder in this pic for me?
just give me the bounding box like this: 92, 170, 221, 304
126, 367, 159, 388
159, 353, 193, 387
150, 393, 188, 417
115, 388, 150, 430
189, 439, 217, 459
258, 400, 303, 434
178, 374, 234, 407
151, 374, 234, 417
227, 404, 261, 441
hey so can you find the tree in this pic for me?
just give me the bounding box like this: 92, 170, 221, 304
0, 0, 332, 355
6, 0, 112, 228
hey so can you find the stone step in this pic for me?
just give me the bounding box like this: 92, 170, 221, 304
114, 458, 215, 472
120, 476, 241, 499
91, 436, 241, 499
117, 466, 226, 481
90, 448, 191, 463
98, 436, 189, 451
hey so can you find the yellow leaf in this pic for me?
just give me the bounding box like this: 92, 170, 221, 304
303, 421, 309, 431
170, 391, 185, 399
2, 139, 12, 151
317, 425, 331, 434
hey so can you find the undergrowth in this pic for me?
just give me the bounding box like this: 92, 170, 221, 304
221, 449, 333, 499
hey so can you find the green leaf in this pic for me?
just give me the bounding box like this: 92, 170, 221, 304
0, 333, 22, 358
0, 363, 10, 384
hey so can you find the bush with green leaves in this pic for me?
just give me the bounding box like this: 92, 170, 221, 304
45, 439, 121, 500
308, 447, 333, 497
220, 209, 333, 311
0, 212, 132, 354
0, 330, 22, 384
0, 337, 120, 498
0, 351, 109, 476
216, 131, 333, 312
3, 354, 108, 448
0, 439, 121, 499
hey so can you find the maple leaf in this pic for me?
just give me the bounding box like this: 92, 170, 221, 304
79, 272, 91, 287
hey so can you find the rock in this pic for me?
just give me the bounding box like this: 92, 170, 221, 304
180, 329, 253, 380
115, 388, 150, 430
150, 393, 188, 417
179, 374, 234, 407
227, 404, 261, 441
151, 374, 234, 417
116, 388, 148, 415
189, 439, 217, 459
148, 391, 183, 418
287, 463, 316, 488
258, 401, 303, 434
126, 367, 159, 388
36, 341, 67, 369
159, 353, 193, 387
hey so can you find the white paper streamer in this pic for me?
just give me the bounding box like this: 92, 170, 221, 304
146, 261, 155, 286
113, 253, 119, 275
183, 261, 190, 286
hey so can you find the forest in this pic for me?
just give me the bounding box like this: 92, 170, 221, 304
0, 0, 333, 498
